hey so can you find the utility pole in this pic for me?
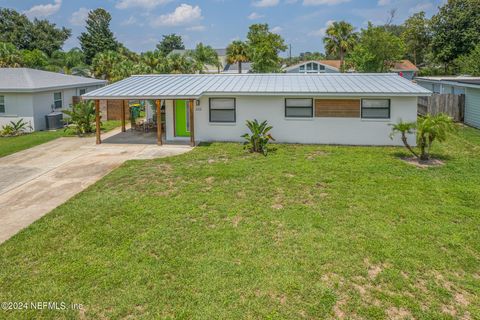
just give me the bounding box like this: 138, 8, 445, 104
289, 44, 292, 61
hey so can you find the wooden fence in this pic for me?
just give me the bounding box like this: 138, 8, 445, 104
418, 93, 465, 121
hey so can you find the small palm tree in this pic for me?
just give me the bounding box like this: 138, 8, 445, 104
0, 42, 23, 67
416, 113, 456, 161
241, 119, 275, 156
323, 21, 357, 71
226, 40, 249, 74
390, 113, 456, 161
389, 120, 418, 158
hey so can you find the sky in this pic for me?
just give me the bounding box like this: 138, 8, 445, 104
0, 0, 444, 56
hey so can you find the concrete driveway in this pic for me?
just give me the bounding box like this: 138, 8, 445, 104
0, 128, 192, 244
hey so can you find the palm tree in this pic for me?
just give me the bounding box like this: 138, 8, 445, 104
323, 21, 357, 71
91, 50, 124, 81
189, 43, 220, 74
226, 40, 249, 74
0, 42, 23, 67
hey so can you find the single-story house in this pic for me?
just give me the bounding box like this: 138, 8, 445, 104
0, 68, 106, 131
83, 73, 430, 146
284, 60, 419, 80
415, 76, 480, 128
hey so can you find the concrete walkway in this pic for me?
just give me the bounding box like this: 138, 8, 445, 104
0, 128, 192, 244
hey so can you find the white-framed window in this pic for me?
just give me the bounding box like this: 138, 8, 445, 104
0, 95, 5, 113
54, 92, 62, 109
79, 88, 87, 95
361, 99, 390, 119
209, 98, 236, 123
285, 98, 313, 118
299, 62, 325, 73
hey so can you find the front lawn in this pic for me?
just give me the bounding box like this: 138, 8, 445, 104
0, 120, 121, 158
0, 127, 479, 319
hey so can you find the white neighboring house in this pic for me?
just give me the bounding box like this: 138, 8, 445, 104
83, 73, 431, 146
0, 68, 106, 131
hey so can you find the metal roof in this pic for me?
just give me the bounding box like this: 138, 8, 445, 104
0, 68, 106, 92
415, 76, 480, 89
83, 73, 431, 100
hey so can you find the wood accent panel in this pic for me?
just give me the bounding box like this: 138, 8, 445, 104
315, 99, 360, 118
72, 96, 81, 105
107, 100, 130, 120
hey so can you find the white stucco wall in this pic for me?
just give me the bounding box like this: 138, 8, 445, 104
165, 95, 418, 146
0, 93, 34, 131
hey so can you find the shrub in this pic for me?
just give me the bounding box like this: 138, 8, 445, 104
241, 119, 275, 156
63, 100, 97, 136
0, 119, 32, 137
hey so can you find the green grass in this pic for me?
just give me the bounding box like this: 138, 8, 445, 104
1, 127, 479, 319
0, 121, 121, 158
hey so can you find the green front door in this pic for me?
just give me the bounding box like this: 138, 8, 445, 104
175, 100, 190, 137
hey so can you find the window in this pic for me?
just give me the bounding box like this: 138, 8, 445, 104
361, 99, 390, 119
209, 98, 236, 123
285, 98, 313, 118
0, 95, 5, 113
54, 92, 62, 109
299, 65, 305, 72
79, 88, 86, 95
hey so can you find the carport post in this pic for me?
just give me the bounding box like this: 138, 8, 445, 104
121, 100, 126, 132
155, 99, 162, 146
189, 99, 195, 147
95, 100, 101, 145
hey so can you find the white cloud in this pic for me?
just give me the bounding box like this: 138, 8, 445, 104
377, 0, 390, 5
150, 4, 203, 27
409, 2, 433, 13
70, 8, 90, 26
303, 0, 350, 5
271, 26, 283, 33
116, 0, 171, 9
252, 0, 279, 7
24, 0, 61, 19
309, 19, 335, 37
121, 16, 138, 26
248, 12, 265, 20
186, 25, 206, 31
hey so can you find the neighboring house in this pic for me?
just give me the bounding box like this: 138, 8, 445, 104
415, 76, 480, 128
169, 49, 252, 74
284, 60, 419, 80
0, 68, 106, 131
83, 73, 430, 146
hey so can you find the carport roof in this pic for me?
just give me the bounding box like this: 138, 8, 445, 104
82, 73, 431, 100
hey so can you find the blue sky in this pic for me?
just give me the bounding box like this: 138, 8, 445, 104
1, 0, 443, 56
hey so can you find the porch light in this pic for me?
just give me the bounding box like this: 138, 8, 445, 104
196, 99, 200, 106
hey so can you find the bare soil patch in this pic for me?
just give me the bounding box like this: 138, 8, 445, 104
402, 157, 445, 168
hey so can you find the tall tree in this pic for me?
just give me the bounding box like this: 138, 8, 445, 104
29, 19, 71, 56
0, 8, 70, 55
430, 0, 480, 71
226, 40, 249, 73
0, 9, 31, 50
456, 44, 480, 76
156, 34, 185, 56
402, 12, 430, 66
189, 43, 220, 73
323, 21, 357, 71
246, 24, 287, 73
79, 8, 118, 64
347, 22, 404, 72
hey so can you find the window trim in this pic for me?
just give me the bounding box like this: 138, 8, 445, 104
209, 97, 236, 123
0, 95, 5, 113
361, 98, 391, 119
54, 92, 62, 109
285, 98, 314, 118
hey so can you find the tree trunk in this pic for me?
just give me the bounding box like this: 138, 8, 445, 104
238, 61, 242, 74
401, 133, 419, 158
339, 50, 344, 72
419, 135, 429, 161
